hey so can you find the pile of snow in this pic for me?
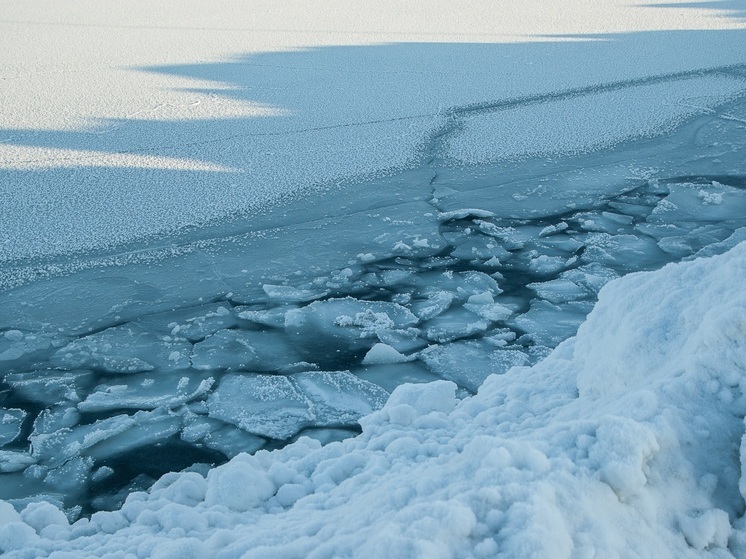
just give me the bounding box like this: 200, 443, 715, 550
2, 241, 745, 557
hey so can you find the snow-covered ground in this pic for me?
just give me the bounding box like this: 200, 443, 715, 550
1, 1, 746, 557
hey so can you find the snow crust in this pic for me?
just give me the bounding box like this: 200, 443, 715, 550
2, 1, 746, 262
2, 240, 745, 557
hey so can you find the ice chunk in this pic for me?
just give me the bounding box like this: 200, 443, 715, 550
559, 263, 619, 294
134, 303, 238, 342
438, 208, 495, 221
51, 325, 191, 374
423, 307, 491, 343
473, 222, 527, 250
375, 328, 427, 354
207, 374, 313, 440
236, 305, 297, 329
191, 329, 302, 372
539, 222, 569, 237
181, 415, 265, 458
577, 233, 666, 272
354, 362, 441, 393
649, 181, 746, 224
414, 271, 502, 302
0, 450, 35, 473
4, 369, 95, 406
30, 408, 181, 465
449, 235, 512, 262
77, 372, 215, 412
362, 343, 411, 365
284, 298, 418, 365
0, 409, 27, 447
410, 291, 456, 321
419, 341, 529, 392
292, 371, 389, 426
0, 330, 65, 373
572, 211, 633, 233
527, 278, 591, 304
262, 284, 327, 303
463, 292, 513, 321
513, 300, 594, 347
527, 254, 568, 275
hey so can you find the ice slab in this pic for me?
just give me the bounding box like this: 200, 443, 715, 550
422, 307, 491, 344
0, 331, 66, 374
51, 325, 191, 374
0, 409, 27, 447
207, 374, 313, 440
419, 341, 530, 392
4, 369, 95, 406
357, 365, 440, 394
77, 373, 215, 413
181, 415, 266, 458
191, 329, 302, 372
513, 300, 595, 347
284, 297, 419, 366
527, 278, 592, 304
291, 371, 389, 426
135, 303, 238, 343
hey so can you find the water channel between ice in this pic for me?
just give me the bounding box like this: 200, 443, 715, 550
1, 92, 746, 518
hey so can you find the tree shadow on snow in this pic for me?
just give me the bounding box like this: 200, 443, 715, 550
1, 27, 746, 266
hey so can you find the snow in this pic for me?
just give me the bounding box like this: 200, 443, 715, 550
2, 0, 746, 556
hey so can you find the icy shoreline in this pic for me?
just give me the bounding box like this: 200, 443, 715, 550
2, 238, 745, 558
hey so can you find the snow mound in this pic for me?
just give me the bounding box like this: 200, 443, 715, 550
2, 243, 746, 557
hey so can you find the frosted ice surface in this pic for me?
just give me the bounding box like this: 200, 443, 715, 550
0, 451, 35, 474
262, 284, 327, 303
559, 263, 619, 294
77, 373, 215, 412
50, 325, 191, 374
419, 341, 529, 392
191, 329, 301, 372
236, 305, 298, 329
135, 303, 238, 343
284, 298, 419, 364
291, 371, 389, 426
29, 407, 181, 473
527, 278, 592, 304
410, 290, 456, 321
513, 299, 595, 347
207, 374, 313, 440
181, 415, 265, 458
445, 75, 746, 164
362, 343, 411, 365
422, 307, 491, 343
0, 410, 26, 447
354, 362, 441, 393
4, 369, 94, 406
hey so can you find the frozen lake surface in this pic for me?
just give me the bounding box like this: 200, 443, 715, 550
1, 1, 746, 557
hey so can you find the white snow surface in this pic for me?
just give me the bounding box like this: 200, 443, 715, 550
2, 1, 746, 261
2, 240, 746, 557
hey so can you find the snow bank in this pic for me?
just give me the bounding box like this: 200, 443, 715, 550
3, 242, 745, 557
